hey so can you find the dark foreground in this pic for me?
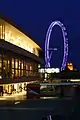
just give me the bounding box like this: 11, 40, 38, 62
0, 97, 80, 120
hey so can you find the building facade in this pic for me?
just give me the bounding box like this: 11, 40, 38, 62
0, 17, 43, 96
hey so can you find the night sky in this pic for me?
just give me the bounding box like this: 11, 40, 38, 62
0, 0, 80, 69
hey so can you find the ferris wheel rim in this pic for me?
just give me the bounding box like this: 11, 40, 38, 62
45, 21, 68, 71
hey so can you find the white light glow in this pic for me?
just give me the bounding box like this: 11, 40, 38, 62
70, 79, 80, 82
0, 76, 2, 79
14, 101, 20, 104
39, 68, 60, 73
14, 84, 17, 90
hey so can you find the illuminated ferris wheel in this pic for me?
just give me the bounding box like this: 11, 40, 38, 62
45, 21, 68, 71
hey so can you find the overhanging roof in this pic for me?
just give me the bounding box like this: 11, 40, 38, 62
0, 14, 42, 50
0, 39, 44, 64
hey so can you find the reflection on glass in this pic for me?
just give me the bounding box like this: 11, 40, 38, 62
21, 60, 23, 69
12, 69, 14, 78
21, 70, 23, 76
0, 25, 5, 39
0, 52, 37, 79
12, 58, 14, 68
0, 54, 2, 69
19, 60, 21, 69
15, 69, 18, 77
15, 59, 18, 69
19, 70, 20, 77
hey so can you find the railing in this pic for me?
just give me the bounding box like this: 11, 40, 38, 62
0, 74, 42, 84
40, 82, 80, 98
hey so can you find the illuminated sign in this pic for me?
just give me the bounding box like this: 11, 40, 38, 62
39, 68, 60, 73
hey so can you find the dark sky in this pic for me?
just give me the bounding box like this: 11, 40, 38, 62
0, 0, 80, 69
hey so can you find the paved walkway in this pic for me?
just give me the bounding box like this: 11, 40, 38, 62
0, 91, 27, 101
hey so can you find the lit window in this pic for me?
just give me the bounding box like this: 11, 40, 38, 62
15, 59, 18, 69
30, 66, 32, 70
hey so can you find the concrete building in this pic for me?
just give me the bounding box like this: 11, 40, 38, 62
0, 16, 43, 96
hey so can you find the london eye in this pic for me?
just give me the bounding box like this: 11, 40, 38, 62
45, 21, 68, 71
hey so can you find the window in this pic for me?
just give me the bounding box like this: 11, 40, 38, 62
0, 54, 2, 68
15, 69, 18, 77
12, 58, 14, 68
15, 59, 18, 69
0, 25, 5, 39
30, 66, 32, 71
